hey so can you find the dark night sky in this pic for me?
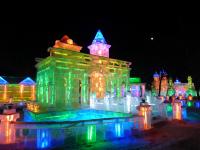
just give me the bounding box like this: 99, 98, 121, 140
0, 5, 200, 88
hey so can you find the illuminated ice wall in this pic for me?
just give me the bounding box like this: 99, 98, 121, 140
35, 31, 131, 111
129, 77, 145, 97
0, 76, 36, 102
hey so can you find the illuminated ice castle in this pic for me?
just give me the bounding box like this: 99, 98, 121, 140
34, 30, 132, 111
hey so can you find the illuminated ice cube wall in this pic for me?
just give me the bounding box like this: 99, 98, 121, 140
36, 31, 131, 111
0, 76, 36, 102
129, 77, 145, 97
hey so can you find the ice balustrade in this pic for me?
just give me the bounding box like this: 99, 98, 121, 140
0, 116, 144, 149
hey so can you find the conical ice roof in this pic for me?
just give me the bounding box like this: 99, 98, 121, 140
20, 77, 35, 85
0, 76, 8, 85
92, 29, 107, 44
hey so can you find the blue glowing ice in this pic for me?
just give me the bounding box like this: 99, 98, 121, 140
0, 76, 8, 85
20, 77, 35, 85
92, 30, 107, 44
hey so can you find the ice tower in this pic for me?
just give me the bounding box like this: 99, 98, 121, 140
88, 30, 111, 57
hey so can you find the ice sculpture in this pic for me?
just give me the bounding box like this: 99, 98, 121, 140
172, 101, 182, 120
151, 71, 168, 96
88, 30, 111, 57
186, 76, 197, 99
35, 32, 131, 112
167, 78, 175, 97
0, 76, 36, 102
136, 103, 152, 130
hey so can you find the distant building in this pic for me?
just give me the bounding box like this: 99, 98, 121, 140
151, 71, 168, 96
151, 72, 197, 99
173, 79, 187, 97
0, 76, 36, 102
173, 77, 197, 99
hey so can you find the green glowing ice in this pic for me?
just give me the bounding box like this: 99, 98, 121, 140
25, 109, 132, 122
86, 125, 96, 143
187, 101, 193, 107
166, 104, 172, 112
36, 45, 131, 111
129, 77, 141, 84
167, 89, 175, 97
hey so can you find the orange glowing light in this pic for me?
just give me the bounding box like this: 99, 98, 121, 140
90, 72, 105, 99
6, 115, 14, 122
33, 104, 39, 112
5, 121, 12, 143
137, 105, 151, 130
178, 95, 183, 100
188, 95, 193, 100
27, 102, 40, 112
31, 85, 35, 100
0, 114, 19, 144
20, 84, 24, 99
144, 110, 148, 129
67, 39, 73, 44
3, 85, 7, 100
53, 35, 82, 52
173, 102, 182, 120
